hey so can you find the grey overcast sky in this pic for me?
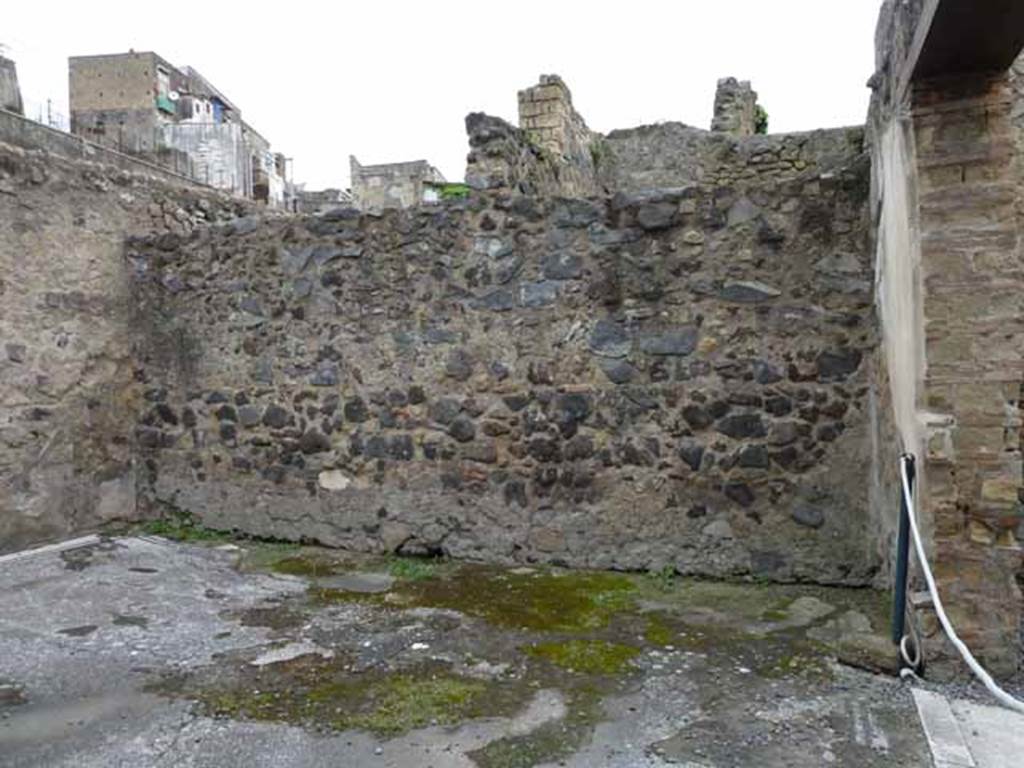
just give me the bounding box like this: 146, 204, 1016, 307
5, 1, 880, 190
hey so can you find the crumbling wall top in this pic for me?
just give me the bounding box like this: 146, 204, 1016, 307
711, 77, 760, 137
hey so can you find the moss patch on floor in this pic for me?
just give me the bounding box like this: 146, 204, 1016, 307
152, 656, 530, 737
524, 639, 640, 675
271, 555, 341, 578
395, 567, 636, 633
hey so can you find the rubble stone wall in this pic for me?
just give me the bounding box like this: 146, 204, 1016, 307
130, 137, 878, 583
0, 139, 245, 552
599, 125, 865, 194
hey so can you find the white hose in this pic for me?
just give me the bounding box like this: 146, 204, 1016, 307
899, 455, 1024, 714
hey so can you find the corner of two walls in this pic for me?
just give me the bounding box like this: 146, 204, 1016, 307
0, 137, 246, 553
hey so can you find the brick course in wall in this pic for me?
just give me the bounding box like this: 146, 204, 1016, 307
909, 71, 1024, 677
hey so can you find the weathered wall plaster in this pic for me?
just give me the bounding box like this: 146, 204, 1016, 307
0, 138, 246, 553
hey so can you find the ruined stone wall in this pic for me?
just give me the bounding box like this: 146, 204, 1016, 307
467, 112, 863, 201
599, 124, 865, 194
0, 139, 246, 553
465, 113, 574, 196
467, 73, 859, 199
129, 139, 876, 583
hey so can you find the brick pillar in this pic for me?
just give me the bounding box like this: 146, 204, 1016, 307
515, 74, 600, 198
912, 72, 1023, 678
518, 74, 579, 156
711, 77, 758, 137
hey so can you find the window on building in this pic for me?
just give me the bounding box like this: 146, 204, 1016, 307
156, 67, 170, 97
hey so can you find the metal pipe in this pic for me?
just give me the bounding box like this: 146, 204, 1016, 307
891, 452, 915, 644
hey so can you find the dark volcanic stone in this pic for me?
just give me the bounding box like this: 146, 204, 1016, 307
764, 395, 793, 416
554, 392, 591, 435
564, 434, 595, 460
599, 359, 637, 384
716, 413, 767, 439
817, 423, 841, 442
238, 405, 261, 427
724, 482, 755, 507
636, 202, 677, 230
310, 363, 340, 387
216, 405, 237, 422
502, 394, 530, 412
280, 245, 313, 274
299, 429, 332, 454
471, 288, 516, 312
719, 280, 781, 303
389, 434, 415, 461
589, 319, 631, 358
408, 385, 427, 405
753, 360, 784, 384
424, 327, 458, 345
552, 198, 602, 228
708, 400, 731, 419
504, 480, 528, 508
343, 397, 369, 423
542, 251, 584, 280
364, 436, 388, 459
682, 404, 713, 430
448, 415, 476, 443
311, 244, 343, 266
638, 327, 698, 356
771, 446, 799, 468
520, 280, 559, 308
737, 444, 770, 469
155, 404, 178, 426
678, 440, 705, 471
490, 361, 511, 380
792, 506, 825, 529
816, 349, 862, 381
262, 404, 291, 429
527, 435, 562, 463
240, 295, 264, 316
430, 398, 461, 424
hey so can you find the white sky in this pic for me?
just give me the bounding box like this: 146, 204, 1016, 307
5, 1, 880, 190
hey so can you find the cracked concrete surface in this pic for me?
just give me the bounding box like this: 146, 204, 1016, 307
0, 535, 941, 767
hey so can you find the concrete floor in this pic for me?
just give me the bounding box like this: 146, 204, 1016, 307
0, 535, 1018, 767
